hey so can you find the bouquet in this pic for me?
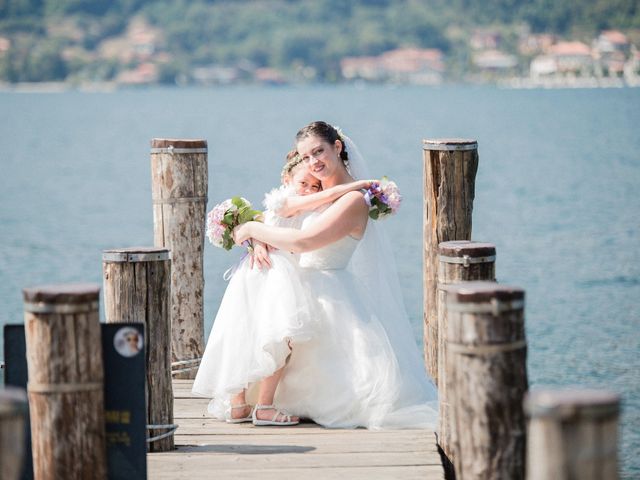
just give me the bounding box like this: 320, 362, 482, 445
364, 177, 402, 220
206, 197, 262, 250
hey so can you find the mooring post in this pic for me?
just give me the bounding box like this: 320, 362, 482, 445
423, 138, 478, 383
102, 247, 174, 451
0, 387, 28, 480
525, 389, 620, 480
150, 139, 208, 379
436, 241, 496, 473
445, 281, 527, 480
22, 283, 107, 480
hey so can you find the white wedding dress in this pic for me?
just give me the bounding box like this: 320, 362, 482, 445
272, 210, 439, 429
194, 133, 438, 429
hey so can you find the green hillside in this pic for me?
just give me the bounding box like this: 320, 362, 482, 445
1, 0, 638, 83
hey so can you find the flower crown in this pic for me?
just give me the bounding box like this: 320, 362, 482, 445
280, 153, 305, 183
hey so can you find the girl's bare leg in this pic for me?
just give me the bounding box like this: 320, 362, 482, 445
230, 390, 251, 419
255, 366, 299, 423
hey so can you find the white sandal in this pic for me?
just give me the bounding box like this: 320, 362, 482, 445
225, 403, 254, 424
252, 404, 299, 426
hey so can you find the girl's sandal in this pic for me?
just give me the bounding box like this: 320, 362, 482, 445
252, 404, 299, 426
225, 403, 254, 424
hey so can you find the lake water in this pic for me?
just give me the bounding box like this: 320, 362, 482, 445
1, 85, 638, 476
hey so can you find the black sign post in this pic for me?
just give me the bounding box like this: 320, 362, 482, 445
4, 323, 148, 480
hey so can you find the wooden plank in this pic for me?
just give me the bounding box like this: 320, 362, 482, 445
147, 380, 444, 479
148, 450, 439, 467
149, 465, 444, 480
171, 436, 439, 453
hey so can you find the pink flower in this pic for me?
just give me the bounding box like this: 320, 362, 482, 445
206, 197, 262, 250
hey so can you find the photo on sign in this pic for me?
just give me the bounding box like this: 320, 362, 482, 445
113, 327, 143, 358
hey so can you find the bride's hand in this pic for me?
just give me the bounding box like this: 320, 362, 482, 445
250, 241, 272, 270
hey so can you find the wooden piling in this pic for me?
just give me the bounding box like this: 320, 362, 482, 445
446, 281, 527, 480
0, 387, 28, 480
102, 247, 174, 451
525, 389, 620, 480
22, 283, 106, 480
151, 139, 208, 379
423, 139, 478, 382
437, 241, 496, 470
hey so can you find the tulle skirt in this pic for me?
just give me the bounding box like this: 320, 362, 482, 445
192, 251, 317, 415
274, 267, 439, 429
193, 256, 438, 430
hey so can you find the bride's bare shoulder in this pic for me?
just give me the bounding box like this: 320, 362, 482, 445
333, 190, 367, 211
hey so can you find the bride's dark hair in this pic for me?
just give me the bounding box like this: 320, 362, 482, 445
295, 121, 349, 168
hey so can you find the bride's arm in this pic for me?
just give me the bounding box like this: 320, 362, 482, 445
277, 179, 372, 217
235, 191, 368, 253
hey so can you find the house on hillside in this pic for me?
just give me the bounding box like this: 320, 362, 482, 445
472, 49, 518, 71
340, 48, 444, 85
99, 18, 163, 65
470, 29, 501, 51
530, 41, 594, 78
593, 30, 630, 77
624, 45, 640, 85
341, 56, 384, 82
518, 33, 556, 56
0, 37, 10, 55
116, 62, 159, 85
191, 65, 240, 85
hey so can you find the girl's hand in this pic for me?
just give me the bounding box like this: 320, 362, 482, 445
233, 222, 252, 245
250, 241, 272, 270
357, 179, 376, 190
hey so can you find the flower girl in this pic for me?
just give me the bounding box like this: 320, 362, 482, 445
192, 152, 370, 425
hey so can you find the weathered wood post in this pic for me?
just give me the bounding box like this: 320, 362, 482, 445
150, 139, 208, 379
446, 281, 527, 480
102, 247, 174, 451
22, 283, 107, 480
437, 241, 496, 470
525, 389, 620, 480
423, 139, 478, 382
0, 387, 28, 480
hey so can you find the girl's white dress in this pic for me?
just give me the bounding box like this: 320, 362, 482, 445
273, 211, 439, 429
192, 186, 316, 416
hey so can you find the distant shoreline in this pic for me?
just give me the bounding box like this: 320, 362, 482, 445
1, 78, 639, 93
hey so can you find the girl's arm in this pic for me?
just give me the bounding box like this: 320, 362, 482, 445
277, 179, 372, 218
236, 191, 368, 253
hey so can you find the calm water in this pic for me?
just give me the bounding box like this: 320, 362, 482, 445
1, 85, 639, 476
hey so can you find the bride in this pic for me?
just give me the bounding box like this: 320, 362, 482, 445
233, 121, 438, 429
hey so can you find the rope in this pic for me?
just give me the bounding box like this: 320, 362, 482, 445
150, 147, 208, 154
171, 357, 202, 376
28, 382, 102, 394
152, 196, 208, 205
171, 366, 199, 376
448, 340, 527, 356
171, 358, 202, 367
146, 423, 179, 443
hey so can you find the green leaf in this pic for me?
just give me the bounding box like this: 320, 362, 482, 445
231, 196, 245, 209
222, 229, 233, 250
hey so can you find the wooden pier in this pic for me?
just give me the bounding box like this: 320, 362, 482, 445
147, 380, 445, 479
